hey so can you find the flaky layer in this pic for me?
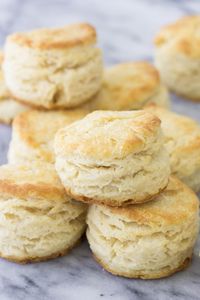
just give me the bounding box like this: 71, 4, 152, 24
0, 196, 87, 262
92, 253, 192, 279
55, 110, 169, 206
4, 35, 103, 108
55, 147, 170, 206
86, 178, 199, 278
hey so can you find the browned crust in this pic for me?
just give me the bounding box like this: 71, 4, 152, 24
154, 16, 200, 59
154, 16, 200, 46
0, 236, 83, 264
0, 179, 67, 201
93, 253, 192, 279
64, 183, 168, 207
109, 177, 199, 225
7, 23, 96, 49
55, 111, 161, 160
104, 62, 160, 105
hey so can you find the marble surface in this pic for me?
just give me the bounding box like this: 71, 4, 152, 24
0, 0, 200, 299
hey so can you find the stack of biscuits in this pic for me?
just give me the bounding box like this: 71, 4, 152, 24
0, 18, 199, 280
54, 110, 199, 279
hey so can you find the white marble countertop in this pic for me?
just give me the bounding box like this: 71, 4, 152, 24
0, 0, 200, 299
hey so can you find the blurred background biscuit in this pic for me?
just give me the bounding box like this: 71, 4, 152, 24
84, 62, 170, 111
155, 16, 200, 101
8, 109, 88, 164
4, 23, 103, 109
0, 51, 28, 124
145, 104, 200, 192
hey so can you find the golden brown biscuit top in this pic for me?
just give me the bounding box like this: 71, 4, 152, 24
55, 110, 161, 160
0, 163, 69, 200
155, 16, 200, 58
87, 62, 161, 110
13, 109, 88, 150
7, 23, 96, 49
107, 176, 199, 226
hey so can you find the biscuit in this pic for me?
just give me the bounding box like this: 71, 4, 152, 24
0, 162, 87, 263
86, 176, 199, 279
83, 62, 170, 111
8, 109, 88, 164
0, 51, 28, 124
55, 110, 170, 206
155, 16, 200, 101
145, 104, 200, 192
4, 23, 103, 109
